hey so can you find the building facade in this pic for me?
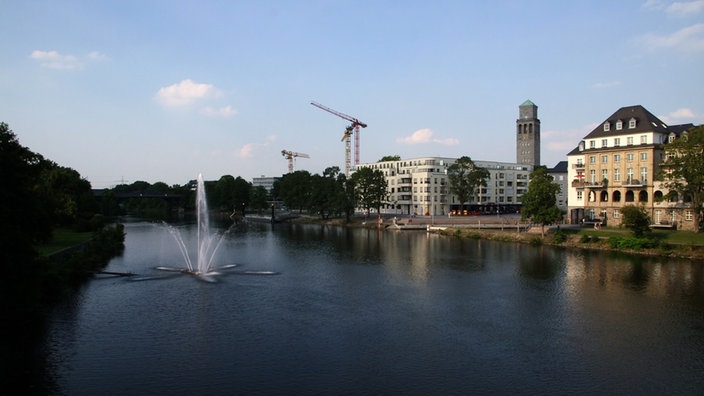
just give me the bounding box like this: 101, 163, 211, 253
547, 161, 568, 214
356, 157, 532, 216
517, 99, 541, 167
566, 105, 695, 230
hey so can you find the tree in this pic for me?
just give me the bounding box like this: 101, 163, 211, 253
520, 166, 563, 236
350, 167, 387, 214
447, 156, 489, 212
310, 167, 342, 219
621, 205, 651, 237
659, 124, 704, 232
249, 186, 269, 213
379, 155, 401, 162
277, 170, 312, 212
0, 123, 49, 273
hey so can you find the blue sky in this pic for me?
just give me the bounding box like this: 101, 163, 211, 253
2, 0, 703, 187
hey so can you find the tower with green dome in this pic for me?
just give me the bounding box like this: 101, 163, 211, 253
516, 99, 540, 166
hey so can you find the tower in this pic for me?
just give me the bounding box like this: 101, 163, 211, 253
516, 100, 540, 167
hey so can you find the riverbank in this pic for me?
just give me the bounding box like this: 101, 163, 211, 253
285, 214, 704, 261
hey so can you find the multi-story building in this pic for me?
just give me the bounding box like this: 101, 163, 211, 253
251, 176, 279, 195
356, 157, 532, 216
547, 161, 568, 214
356, 100, 539, 216
566, 105, 695, 229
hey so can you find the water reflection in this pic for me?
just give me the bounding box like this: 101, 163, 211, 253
31, 223, 704, 394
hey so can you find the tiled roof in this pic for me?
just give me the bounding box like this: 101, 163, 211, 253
548, 161, 568, 173
583, 105, 668, 139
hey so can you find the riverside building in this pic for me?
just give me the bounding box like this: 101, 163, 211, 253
566, 105, 695, 230
356, 100, 539, 216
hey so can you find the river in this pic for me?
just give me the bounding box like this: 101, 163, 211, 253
29, 222, 704, 394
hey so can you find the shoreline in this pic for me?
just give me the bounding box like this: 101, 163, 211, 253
282, 214, 704, 261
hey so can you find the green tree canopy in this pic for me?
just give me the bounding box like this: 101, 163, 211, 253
659, 124, 704, 232
379, 155, 401, 162
621, 204, 651, 237
351, 167, 388, 213
276, 170, 312, 212
520, 166, 563, 236
447, 156, 489, 210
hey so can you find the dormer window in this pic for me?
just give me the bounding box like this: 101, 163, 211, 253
668, 133, 676, 143
616, 120, 623, 130
628, 118, 636, 129
603, 122, 610, 132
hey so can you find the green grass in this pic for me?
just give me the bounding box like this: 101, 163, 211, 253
578, 227, 704, 246
36, 228, 94, 256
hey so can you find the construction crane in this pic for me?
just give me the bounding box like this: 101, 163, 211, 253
310, 101, 367, 176
281, 150, 310, 173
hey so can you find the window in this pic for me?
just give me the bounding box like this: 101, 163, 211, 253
627, 153, 634, 162
614, 168, 621, 181
640, 152, 648, 161
629, 118, 636, 129
577, 191, 583, 200
614, 154, 621, 162
686, 210, 693, 221
669, 134, 676, 143
601, 155, 608, 164
627, 136, 634, 145
577, 158, 583, 166
590, 156, 596, 164
614, 138, 621, 147
614, 209, 620, 219
601, 169, 608, 180
603, 122, 610, 131
589, 169, 596, 183
616, 120, 623, 130
640, 135, 647, 144
627, 168, 634, 182
641, 167, 648, 182
590, 140, 596, 149
601, 139, 608, 147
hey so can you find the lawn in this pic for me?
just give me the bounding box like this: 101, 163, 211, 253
578, 227, 704, 246
36, 228, 94, 256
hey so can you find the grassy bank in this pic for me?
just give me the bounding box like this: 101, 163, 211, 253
36, 228, 94, 256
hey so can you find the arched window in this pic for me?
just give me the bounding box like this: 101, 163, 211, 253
625, 190, 635, 202
600, 191, 609, 202
654, 190, 663, 201
668, 191, 679, 202
612, 190, 621, 202
639, 190, 648, 202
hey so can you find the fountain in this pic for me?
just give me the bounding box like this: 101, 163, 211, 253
154, 173, 277, 282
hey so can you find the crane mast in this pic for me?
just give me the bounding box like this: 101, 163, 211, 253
281, 150, 310, 173
310, 101, 367, 176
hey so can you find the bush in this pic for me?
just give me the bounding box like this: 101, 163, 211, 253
580, 234, 593, 243
607, 236, 661, 250
552, 229, 567, 244
530, 237, 543, 246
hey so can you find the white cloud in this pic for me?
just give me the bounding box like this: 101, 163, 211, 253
639, 23, 704, 52
396, 128, 459, 146
659, 107, 697, 123
236, 135, 277, 158
30, 50, 82, 70
667, 0, 704, 16
200, 105, 237, 118
154, 79, 222, 107
87, 51, 109, 61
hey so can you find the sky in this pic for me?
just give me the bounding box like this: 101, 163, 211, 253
2, 0, 703, 188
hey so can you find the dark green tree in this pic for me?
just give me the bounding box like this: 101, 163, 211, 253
0, 122, 49, 273
337, 172, 356, 222
249, 186, 269, 213
232, 176, 251, 214
520, 166, 564, 237
379, 155, 401, 162
277, 170, 312, 212
310, 167, 342, 219
659, 124, 704, 232
351, 167, 387, 214
621, 205, 651, 237
447, 156, 489, 212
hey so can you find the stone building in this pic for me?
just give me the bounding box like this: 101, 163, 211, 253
566, 105, 695, 229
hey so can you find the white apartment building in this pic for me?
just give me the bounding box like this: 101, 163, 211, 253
356, 157, 533, 216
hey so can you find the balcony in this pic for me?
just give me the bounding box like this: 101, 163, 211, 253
572, 163, 585, 170
622, 179, 644, 187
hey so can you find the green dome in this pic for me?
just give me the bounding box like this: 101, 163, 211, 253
520, 99, 535, 107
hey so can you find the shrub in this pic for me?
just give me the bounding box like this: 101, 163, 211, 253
552, 229, 567, 244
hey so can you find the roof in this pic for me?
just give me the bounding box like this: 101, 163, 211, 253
548, 161, 568, 173
583, 105, 668, 139
520, 99, 536, 107
668, 123, 694, 137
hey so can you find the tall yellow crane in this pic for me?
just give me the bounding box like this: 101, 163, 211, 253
310, 101, 367, 176
281, 150, 310, 173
